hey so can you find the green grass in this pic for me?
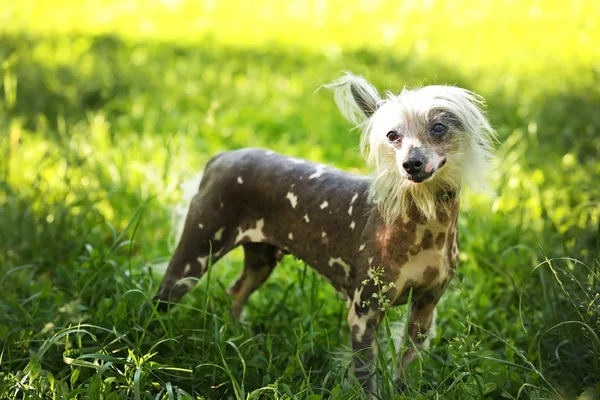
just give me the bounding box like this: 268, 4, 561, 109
1, 1, 599, 398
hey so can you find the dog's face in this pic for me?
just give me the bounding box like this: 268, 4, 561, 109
327, 74, 494, 189
368, 86, 482, 185
374, 90, 461, 184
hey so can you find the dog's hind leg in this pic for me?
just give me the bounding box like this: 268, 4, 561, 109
153, 190, 238, 309
227, 243, 281, 319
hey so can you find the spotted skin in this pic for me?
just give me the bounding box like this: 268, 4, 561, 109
153, 148, 460, 389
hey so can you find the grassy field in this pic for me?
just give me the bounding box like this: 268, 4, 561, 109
1, 0, 599, 398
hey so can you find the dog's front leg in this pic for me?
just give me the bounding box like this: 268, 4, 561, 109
395, 300, 437, 385
347, 301, 383, 391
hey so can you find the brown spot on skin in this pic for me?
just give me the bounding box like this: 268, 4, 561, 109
435, 194, 459, 223
401, 279, 419, 294
423, 266, 439, 281
393, 277, 430, 306
408, 202, 427, 224
436, 206, 450, 224
404, 221, 417, 237
419, 290, 436, 305
377, 220, 417, 265
355, 301, 367, 316
435, 232, 446, 249
395, 253, 409, 268
421, 229, 434, 250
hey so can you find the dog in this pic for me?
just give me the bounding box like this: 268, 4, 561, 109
153, 73, 495, 390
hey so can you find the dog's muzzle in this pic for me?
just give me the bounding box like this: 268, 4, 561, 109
402, 147, 434, 183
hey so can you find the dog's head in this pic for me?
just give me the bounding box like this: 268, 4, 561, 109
326, 73, 495, 222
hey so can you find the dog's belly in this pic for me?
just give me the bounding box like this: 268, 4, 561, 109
262, 214, 370, 297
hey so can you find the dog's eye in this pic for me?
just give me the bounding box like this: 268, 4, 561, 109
386, 130, 401, 143
431, 123, 448, 136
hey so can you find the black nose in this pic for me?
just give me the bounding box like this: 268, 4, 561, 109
402, 157, 424, 174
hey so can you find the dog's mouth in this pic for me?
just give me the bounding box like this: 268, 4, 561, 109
407, 173, 433, 183
403, 158, 447, 184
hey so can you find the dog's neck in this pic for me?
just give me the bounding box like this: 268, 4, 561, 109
438, 188, 456, 200
369, 170, 461, 225
391, 187, 460, 226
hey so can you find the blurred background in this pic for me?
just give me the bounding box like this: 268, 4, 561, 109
1, 1, 599, 398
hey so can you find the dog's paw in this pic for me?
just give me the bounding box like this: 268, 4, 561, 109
152, 295, 171, 312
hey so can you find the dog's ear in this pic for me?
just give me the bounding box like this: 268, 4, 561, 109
350, 84, 378, 117
325, 73, 382, 125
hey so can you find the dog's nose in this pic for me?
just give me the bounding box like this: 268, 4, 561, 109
402, 147, 427, 175
402, 157, 424, 174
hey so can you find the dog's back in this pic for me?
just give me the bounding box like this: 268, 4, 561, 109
155, 148, 373, 300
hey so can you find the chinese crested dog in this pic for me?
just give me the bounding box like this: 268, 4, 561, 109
153, 73, 495, 390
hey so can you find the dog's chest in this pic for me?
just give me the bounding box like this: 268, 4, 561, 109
369, 208, 458, 305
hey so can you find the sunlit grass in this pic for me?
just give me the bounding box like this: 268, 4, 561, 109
2, 0, 599, 75
1, 0, 599, 398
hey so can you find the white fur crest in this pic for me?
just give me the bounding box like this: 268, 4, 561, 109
328, 73, 496, 224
